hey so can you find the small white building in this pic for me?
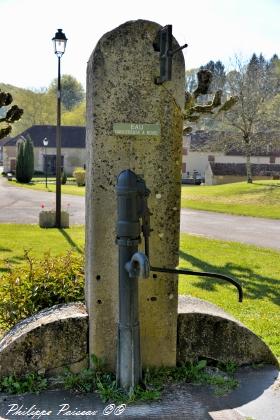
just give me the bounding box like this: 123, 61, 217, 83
2, 125, 85, 176
182, 131, 280, 183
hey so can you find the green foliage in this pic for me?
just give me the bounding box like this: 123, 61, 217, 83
61, 171, 67, 185
62, 101, 85, 126
63, 367, 97, 393
15, 135, 34, 183
63, 354, 161, 403
144, 360, 238, 397
217, 360, 237, 375
0, 250, 84, 329
0, 372, 47, 394
73, 167, 85, 186
48, 75, 85, 111
0, 84, 57, 136
63, 356, 238, 403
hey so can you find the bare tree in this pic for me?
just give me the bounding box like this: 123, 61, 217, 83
220, 55, 277, 183
184, 69, 237, 133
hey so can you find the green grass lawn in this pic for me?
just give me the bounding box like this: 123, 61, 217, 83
0, 225, 84, 270
0, 224, 279, 361
9, 179, 85, 196
181, 180, 280, 219
179, 233, 280, 362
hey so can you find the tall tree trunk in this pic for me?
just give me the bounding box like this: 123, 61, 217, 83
244, 136, 253, 183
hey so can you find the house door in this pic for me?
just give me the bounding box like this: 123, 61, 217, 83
10, 159, 16, 172
45, 155, 64, 175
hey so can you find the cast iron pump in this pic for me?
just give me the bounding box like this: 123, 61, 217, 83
116, 170, 150, 390
116, 169, 243, 391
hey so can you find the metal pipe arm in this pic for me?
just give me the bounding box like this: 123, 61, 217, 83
150, 266, 243, 302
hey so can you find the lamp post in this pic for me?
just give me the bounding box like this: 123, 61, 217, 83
43, 137, 48, 188
52, 28, 67, 228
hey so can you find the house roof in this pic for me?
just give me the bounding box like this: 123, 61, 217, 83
189, 130, 280, 156
0, 136, 11, 147
209, 162, 280, 176
3, 125, 85, 148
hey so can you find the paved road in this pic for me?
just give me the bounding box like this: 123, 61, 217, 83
1, 177, 280, 250
180, 208, 280, 250
0, 176, 85, 224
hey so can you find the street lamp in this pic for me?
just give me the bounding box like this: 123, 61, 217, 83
42, 137, 48, 188
52, 28, 67, 228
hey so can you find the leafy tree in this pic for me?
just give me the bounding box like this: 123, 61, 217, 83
62, 101, 85, 126
0, 89, 23, 139
48, 74, 85, 111
0, 84, 56, 135
15, 135, 34, 183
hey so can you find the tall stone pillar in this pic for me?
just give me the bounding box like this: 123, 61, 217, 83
86, 20, 185, 370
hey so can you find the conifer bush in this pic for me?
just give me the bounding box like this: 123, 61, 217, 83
15, 135, 34, 183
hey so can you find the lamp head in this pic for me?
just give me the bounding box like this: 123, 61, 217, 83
52, 29, 67, 57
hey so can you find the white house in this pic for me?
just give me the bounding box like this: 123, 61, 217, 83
3, 125, 85, 176
182, 131, 280, 184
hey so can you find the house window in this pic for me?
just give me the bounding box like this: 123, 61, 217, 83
182, 163, 186, 174
270, 156, 276, 164
182, 147, 188, 156
208, 155, 215, 162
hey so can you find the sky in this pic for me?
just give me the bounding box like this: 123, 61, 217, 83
1, 0, 280, 90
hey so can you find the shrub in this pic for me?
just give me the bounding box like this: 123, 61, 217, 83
73, 167, 85, 186
0, 251, 84, 329
61, 171, 67, 185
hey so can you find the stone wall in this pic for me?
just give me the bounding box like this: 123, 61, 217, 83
0, 303, 88, 378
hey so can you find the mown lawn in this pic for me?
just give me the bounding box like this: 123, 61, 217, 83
0, 224, 84, 270
181, 180, 280, 219
0, 225, 279, 361
9, 179, 85, 196
179, 233, 280, 362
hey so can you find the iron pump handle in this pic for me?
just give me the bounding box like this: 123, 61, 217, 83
132, 177, 243, 303
136, 177, 152, 259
